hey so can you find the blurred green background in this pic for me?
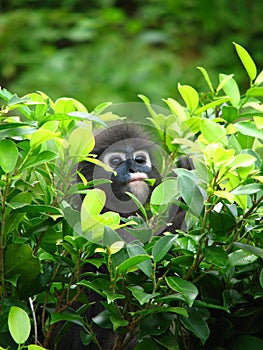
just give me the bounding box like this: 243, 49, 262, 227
0, 0, 262, 109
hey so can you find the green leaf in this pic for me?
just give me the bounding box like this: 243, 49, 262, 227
127, 242, 152, 278
178, 84, 199, 113
219, 74, 240, 107
176, 168, 206, 217
232, 335, 263, 350
204, 246, 228, 268
50, 312, 83, 326
68, 127, 95, 159
81, 189, 105, 216
0, 139, 18, 173
110, 314, 129, 331
197, 66, 214, 93
216, 74, 234, 94
233, 242, 263, 259
163, 98, 187, 120
254, 70, 263, 86
200, 118, 226, 144
28, 345, 47, 350
222, 106, 239, 123
5, 244, 41, 287
134, 338, 162, 350
152, 235, 177, 262
259, 268, 263, 289
20, 150, 57, 171
30, 128, 59, 148
125, 191, 148, 220
235, 121, 263, 140
54, 97, 87, 113
128, 286, 159, 305
195, 96, 231, 115
116, 255, 151, 274
228, 154, 256, 169
232, 183, 263, 195
246, 86, 263, 97
139, 313, 175, 337
165, 277, 198, 306
12, 205, 61, 215
103, 290, 126, 304
179, 308, 210, 344
228, 249, 258, 266
150, 178, 178, 214
8, 306, 31, 344
233, 42, 257, 81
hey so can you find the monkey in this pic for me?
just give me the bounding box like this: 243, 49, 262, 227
78, 123, 162, 217
51, 123, 189, 350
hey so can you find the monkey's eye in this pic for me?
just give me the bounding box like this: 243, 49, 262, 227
134, 154, 147, 165
109, 155, 124, 168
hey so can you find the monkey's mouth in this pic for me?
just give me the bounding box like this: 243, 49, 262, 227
129, 173, 148, 183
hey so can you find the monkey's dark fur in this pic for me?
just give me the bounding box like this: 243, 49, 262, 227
51, 123, 189, 350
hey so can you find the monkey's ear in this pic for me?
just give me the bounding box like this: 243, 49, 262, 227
177, 156, 193, 170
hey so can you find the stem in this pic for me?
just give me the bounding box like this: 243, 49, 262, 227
29, 297, 38, 344
0, 173, 9, 298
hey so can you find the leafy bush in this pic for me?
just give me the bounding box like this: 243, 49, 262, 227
0, 43, 263, 350
1, 1, 263, 106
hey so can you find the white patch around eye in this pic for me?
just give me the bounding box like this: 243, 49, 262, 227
101, 152, 126, 170
133, 150, 151, 168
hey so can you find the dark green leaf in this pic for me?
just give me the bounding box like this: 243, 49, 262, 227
204, 246, 229, 268
179, 308, 210, 344
152, 234, 177, 262
232, 335, 263, 350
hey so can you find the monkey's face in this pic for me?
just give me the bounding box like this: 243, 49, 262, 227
94, 138, 160, 214
102, 148, 151, 203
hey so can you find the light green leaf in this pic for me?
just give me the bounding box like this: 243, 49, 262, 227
232, 183, 263, 195
197, 66, 214, 93
8, 306, 31, 344
200, 118, 227, 144
235, 121, 263, 140
150, 178, 178, 206
219, 74, 240, 107
195, 96, 231, 115
178, 84, 199, 113
28, 345, 48, 350
81, 189, 105, 217
228, 154, 256, 170
0, 139, 18, 173
216, 74, 234, 94
254, 70, 263, 86
68, 127, 95, 159
163, 98, 187, 120
30, 128, 60, 148
54, 97, 87, 113
233, 42, 257, 81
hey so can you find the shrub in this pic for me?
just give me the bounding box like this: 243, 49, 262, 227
0, 43, 263, 350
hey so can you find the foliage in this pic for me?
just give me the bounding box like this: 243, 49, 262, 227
0, 43, 263, 350
1, 1, 263, 107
